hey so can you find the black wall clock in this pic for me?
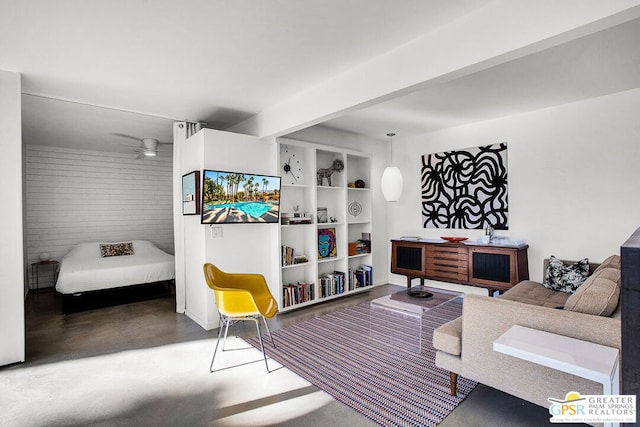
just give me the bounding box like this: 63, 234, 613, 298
281, 146, 303, 184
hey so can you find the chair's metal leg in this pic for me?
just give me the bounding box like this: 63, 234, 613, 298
210, 316, 228, 372
221, 316, 231, 352
252, 316, 270, 372
262, 316, 276, 348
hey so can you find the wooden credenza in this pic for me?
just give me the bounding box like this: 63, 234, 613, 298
391, 239, 529, 294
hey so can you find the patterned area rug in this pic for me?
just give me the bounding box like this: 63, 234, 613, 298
248, 296, 476, 427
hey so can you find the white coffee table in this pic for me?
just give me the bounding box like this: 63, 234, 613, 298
494, 325, 620, 427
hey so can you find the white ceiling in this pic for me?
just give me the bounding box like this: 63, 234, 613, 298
324, 17, 640, 137
1, 0, 639, 154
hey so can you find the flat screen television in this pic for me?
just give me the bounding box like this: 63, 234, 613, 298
201, 169, 281, 224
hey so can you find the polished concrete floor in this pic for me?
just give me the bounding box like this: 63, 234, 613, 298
4, 285, 584, 426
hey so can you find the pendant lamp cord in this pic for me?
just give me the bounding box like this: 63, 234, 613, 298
387, 132, 396, 166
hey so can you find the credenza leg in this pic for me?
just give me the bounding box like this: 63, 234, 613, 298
406, 276, 426, 289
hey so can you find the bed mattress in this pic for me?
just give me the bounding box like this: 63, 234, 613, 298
55, 240, 175, 294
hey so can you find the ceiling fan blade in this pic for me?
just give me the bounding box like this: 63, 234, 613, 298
135, 152, 146, 160
111, 133, 143, 142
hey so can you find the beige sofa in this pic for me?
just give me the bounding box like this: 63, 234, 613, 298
433, 255, 622, 409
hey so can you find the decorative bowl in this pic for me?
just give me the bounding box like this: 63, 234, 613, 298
440, 237, 468, 243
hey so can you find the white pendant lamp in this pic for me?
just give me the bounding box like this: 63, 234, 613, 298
381, 132, 403, 202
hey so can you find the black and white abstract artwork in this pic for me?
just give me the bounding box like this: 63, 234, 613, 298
421, 143, 508, 230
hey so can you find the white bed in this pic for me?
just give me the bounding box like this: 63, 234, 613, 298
56, 240, 175, 294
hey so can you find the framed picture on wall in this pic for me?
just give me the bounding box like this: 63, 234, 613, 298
182, 171, 201, 215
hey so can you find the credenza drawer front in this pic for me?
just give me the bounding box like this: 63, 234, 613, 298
426, 260, 467, 270
426, 246, 467, 257
427, 271, 468, 281
426, 265, 468, 281
426, 245, 468, 281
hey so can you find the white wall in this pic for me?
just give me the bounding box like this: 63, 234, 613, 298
286, 126, 389, 285
0, 70, 25, 366
181, 129, 278, 330
24, 145, 174, 289
389, 88, 640, 285
180, 130, 209, 328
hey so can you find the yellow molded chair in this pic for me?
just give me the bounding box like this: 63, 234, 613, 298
203, 263, 278, 372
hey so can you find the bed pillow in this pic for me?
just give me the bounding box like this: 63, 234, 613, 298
543, 256, 590, 293
100, 242, 135, 257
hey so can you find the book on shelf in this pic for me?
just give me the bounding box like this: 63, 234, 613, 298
281, 245, 294, 266
282, 244, 309, 266
282, 212, 312, 225
348, 240, 370, 256
351, 264, 372, 289
281, 212, 291, 225
293, 254, 308, 264
282, 281, 315, 307
319, 271, 346, 298
289, 216, 312, 224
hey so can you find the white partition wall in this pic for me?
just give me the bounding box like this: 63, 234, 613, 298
180, 129, 278, 330
0, 70, 25, 366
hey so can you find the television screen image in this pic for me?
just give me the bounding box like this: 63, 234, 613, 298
201, 170, 281, 224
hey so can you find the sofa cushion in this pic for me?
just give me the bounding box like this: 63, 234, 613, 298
593, 254, 621, 274
543, 256, 590, 293
433, 316, 462, 356
564, 268, 620, 316
500, 280, 571, 308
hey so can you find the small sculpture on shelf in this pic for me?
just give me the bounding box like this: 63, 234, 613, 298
317, 159, 344, 186
348, 201, 362, 217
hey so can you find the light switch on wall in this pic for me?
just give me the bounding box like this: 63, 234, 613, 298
210, 226, 223, 239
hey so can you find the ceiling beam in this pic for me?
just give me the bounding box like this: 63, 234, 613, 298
229, 0, 640, 138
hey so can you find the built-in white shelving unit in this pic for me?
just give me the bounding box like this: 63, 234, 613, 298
276, 138, 373, 311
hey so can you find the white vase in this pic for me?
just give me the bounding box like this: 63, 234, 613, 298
39, 252, 50, 261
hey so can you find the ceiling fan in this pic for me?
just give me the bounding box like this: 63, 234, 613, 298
111, 133, 172, 159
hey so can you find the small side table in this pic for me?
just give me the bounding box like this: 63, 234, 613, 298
31, 260, 59, 290
494, 325, 620, 427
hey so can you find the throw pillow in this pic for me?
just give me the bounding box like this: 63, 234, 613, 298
100, 242, 135, 257
543, 256, 590, 293
564, 268, 620, 316
593, 254, 621, 274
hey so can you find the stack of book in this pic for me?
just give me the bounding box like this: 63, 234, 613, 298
355, 239, 370, 254
282, 281, 315, 307
293, 254, 308, 264
282, 245, 309, 266
319, 271, 346, 298
349, 264, 372, 289
281, 245, 295, 266
281, 212, 291, 225
289, 214, 312, 225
